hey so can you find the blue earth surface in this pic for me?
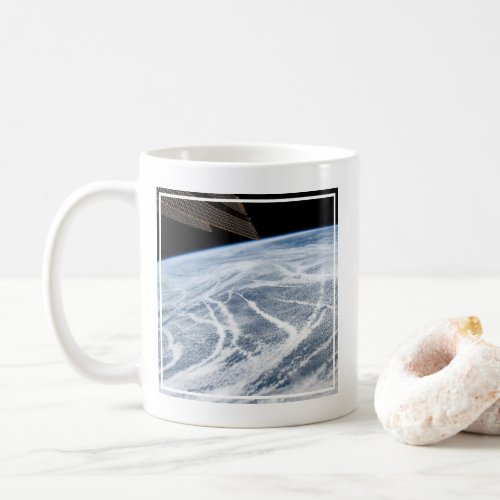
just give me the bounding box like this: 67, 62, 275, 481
159, 225, 337, 403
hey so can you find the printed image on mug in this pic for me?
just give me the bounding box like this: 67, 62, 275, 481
157, 188, 338, 403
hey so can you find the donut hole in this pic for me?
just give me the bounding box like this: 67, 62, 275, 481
407, 337, 457, 377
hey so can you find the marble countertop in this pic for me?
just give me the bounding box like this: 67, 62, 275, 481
1, 276, 499, 499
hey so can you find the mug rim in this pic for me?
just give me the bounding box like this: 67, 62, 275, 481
142, 143, 357, 166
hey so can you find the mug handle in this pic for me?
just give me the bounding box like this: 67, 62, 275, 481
43, 181, 139, 384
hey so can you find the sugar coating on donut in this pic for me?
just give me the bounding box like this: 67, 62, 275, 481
466, 399, 500, 435
374, 317, 500, 445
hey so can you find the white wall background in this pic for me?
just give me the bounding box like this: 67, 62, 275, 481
1, 0, 500, 276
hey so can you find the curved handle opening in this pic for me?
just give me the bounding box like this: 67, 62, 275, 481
43, 181, 140, 384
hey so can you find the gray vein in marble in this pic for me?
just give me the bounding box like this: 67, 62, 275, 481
4, 431, 325, 475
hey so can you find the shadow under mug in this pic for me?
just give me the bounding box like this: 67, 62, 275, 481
43, 143, 359, 427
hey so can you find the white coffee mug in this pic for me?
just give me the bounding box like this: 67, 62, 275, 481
43, 143, 359, 427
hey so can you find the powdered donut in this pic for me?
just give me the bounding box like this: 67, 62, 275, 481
466, 399, 500, 435
374, 317, 500, 445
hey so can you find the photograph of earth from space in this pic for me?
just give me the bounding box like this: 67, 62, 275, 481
157, 188, 338, 403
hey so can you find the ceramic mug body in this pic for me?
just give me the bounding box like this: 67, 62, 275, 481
44, 144, 359, 427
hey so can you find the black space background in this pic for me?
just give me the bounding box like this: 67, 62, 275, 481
159, 193, 337, 260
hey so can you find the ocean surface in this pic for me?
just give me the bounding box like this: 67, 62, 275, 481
159, 225, 337, 403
